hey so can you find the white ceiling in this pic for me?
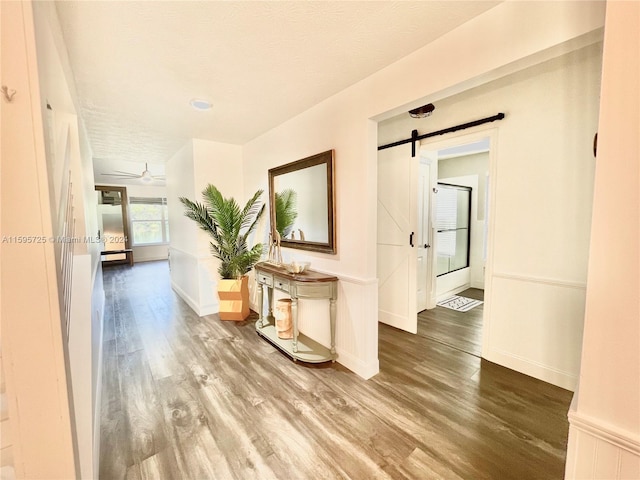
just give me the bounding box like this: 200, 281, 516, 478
54, 1, 500, 182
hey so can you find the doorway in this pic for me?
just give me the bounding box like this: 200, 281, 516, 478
417, 130, 495, 356
419, 134, 491, 306
377, 127, 497, 354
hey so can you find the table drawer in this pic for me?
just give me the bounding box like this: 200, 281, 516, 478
296, 283, 333, 298
273, 277, 290, 293
256, 272, 273, 287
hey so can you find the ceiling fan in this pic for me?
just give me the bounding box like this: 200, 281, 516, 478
100, 162, 165, 183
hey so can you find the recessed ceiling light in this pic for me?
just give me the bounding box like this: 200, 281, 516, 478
189, 98, 212, 111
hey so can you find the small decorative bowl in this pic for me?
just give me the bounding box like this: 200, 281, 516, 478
284, 261, 310, 274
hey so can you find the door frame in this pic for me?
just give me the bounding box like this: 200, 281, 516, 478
419, 127, 499, 358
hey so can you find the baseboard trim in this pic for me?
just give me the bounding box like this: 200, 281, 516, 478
93, 289, 106, 477
171, 280, 198, 313
378, 310, 417, 334
483, 347, 577, 391
92, 268, 105, 478
568, 411, 640, 456
171, 281, 219, 317
198, 303, 219, 317
336, 348, 379, 380
133, 256, 169, 263
436, 284, 471, 302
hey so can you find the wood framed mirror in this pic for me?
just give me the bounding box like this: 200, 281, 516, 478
95, 185, 132, 265
268, 150, 336, 254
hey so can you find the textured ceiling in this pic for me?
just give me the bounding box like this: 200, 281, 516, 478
54, 1, 500, 179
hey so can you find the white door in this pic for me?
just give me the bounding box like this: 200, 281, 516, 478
377, 144, 417, 334
417, 151, 438, 311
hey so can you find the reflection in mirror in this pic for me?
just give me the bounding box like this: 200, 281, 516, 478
269, 150, 335, 254
96, 186, 131, 263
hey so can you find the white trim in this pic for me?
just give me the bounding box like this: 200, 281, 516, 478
438, 148, 489, 161
335, 273, 378, 286
90, 213, 106, 479
133, 256, 169, 263
378, 309, 417, 334
131, 242, 170, 248
171, 280, 218, 317
436, 284, 471, 302
568, 411, 640, 456
335, 348, 380, 380
169, 245, 210, 261
197, 303, 219, 317
92, 290, 105, 477
492, 272, 587, 290
484, 347, 578, 391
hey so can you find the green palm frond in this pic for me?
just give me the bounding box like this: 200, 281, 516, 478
275, 189, 298, 239
181, 185, 265, 279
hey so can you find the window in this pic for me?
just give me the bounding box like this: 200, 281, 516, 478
436, 183, 471, 276
129, 197, 169, 245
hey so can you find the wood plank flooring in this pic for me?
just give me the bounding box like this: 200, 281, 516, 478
99, 262, 573, 479
418, 288, 484, 357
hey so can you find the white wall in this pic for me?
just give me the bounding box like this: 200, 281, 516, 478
1, 2, 76, 476
166, 141, 200, 311
565, 2, 640, 478
243, 2, 605, 380
167, 139, 246, 316
32, 2, 105, 477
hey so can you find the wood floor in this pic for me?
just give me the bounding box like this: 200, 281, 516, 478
99, 261, 573, 479
418, 288, 484, 357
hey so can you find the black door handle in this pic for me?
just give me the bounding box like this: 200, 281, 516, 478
424, 244, 430, 248
409, 232, 414, 247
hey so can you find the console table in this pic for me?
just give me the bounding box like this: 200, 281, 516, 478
254, 262, 338, 363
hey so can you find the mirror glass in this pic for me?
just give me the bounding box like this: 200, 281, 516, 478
268, 150, 336, 254
96, 186, 131, 263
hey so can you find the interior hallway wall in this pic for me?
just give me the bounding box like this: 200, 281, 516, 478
565, 1, 640, 477
32, 2, 106, 477
242, 2, 605, 380
1, 1, 77, 477
167, 139, 245, 316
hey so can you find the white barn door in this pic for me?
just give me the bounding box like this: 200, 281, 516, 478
377, 144, 417, 334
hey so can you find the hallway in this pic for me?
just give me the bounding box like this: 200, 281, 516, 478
99, 261, 572, 479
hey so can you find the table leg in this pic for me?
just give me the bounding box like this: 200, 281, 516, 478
291, 297, 299, 353
329, 297, 337, 361
258, 282, 265, 328
266, 286, 274, 323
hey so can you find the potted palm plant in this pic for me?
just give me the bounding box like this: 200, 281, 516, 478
180, 185, 264, 321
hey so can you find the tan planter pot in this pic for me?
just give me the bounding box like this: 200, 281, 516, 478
217, 276, 250, 321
